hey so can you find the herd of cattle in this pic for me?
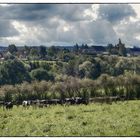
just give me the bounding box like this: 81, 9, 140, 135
0, 96, 123, 110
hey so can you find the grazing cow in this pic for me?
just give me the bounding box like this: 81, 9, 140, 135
75, 97, 89, 105
5, 102, 13, 110
40, 100, 49, 105
57, 99, 64, 105
120, 95, 126, 101
47, 99, 60, 105
22, 100, 31, 108
31, 99, 47, 109
75, 97, 82, 104
30, 100, 38, 105
38, 100, 48, 108
81, 98, 89, 105
40, 100, 46, 104
64, 98, 75, 105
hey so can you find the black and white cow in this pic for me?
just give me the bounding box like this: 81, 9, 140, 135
22, 100, 31, 108
5, 102, 13, 110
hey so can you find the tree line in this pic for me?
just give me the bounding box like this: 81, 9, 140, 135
0, 73, 140, 102
0, 55, 140, 85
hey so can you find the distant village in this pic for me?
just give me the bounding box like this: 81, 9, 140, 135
0, 39, 140, 61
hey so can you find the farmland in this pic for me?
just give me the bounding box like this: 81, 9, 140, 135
0, 100, 140, 136
0, 40, 140, 137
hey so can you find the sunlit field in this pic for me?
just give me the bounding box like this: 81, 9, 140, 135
0, 100, 140, 136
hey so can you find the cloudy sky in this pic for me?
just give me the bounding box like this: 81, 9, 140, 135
0, 3, 140, 47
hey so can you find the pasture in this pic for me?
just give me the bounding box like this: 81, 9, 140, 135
0, 100, 140, 136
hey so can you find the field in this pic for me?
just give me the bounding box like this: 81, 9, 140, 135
0, 100, 140, 136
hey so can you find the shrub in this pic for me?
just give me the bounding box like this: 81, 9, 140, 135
30, 68, 54, 81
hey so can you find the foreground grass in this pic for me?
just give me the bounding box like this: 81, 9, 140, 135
0, 100, 140, 136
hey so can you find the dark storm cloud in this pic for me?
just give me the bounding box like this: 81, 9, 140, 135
0, 4, 92, 42
56, 4, 91, 21
0, 4, 53, 20
0, 20, 19, 37
98, 4, 136, 24
0, 4, 91, 21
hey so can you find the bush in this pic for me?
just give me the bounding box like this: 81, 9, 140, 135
0, 74, 140, 102
30, 68, 54, 81
0, 59, 31, 85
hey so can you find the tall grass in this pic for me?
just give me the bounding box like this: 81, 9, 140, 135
0, 100, 140, 136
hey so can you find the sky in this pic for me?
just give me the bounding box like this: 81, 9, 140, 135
0, 4, 140, 47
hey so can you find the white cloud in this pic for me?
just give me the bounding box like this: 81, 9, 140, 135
0, 4, 140, 47
131, 4, 140, 18
83, 4, 99, 21
0, 4, 10, 7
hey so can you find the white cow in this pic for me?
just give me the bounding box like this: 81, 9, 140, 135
22, 100, 31, 108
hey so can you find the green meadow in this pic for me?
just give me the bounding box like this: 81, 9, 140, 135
0, 100, 140, 136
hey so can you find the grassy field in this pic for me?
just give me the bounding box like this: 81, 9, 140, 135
0, 100, 140, 136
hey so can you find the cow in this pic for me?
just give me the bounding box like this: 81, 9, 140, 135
40, 100, 47, 104
22, 100, 31, 108
47, 99, 60, 105
38, 100, 49, 108
119, 95, 126, 101
74, 97, 82, 104
30, 99, 48, 109
75, 97, 89, 105
64, 98, 75, 105
4, 102, 13, 110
